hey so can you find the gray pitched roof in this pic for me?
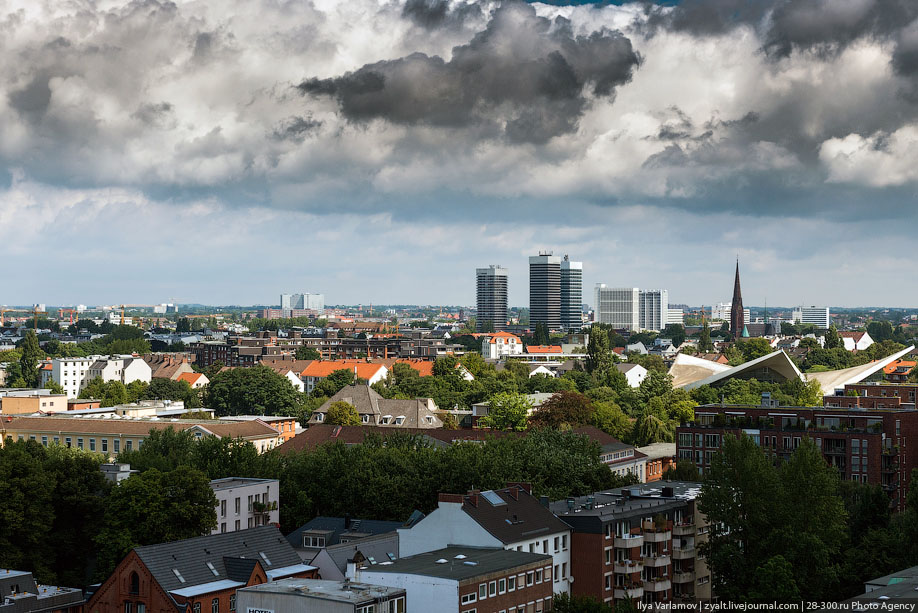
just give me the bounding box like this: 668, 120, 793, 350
458, 486, 571, 545
286, 517, 404, 550
135, 525, 302, 594
311, 385, 443, 428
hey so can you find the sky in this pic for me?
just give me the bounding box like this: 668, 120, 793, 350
2, 0, 918, 308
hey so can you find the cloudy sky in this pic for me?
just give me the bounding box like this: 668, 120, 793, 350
2, 0, 918, 308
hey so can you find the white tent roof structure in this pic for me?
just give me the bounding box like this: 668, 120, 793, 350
679, 350, 803, 391
668, 353, 732, 389
806, 345, 915, 394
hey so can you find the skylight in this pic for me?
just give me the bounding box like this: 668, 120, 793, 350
481, 490, 505, 506
206, 561, 219, 577
259, 552, 271, 566
172, 569, 185, 583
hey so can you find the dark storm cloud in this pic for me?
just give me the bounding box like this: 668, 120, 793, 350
401, 0, 482, 29
299, 0, 640, 143
646, 0, 918, 76
272, 115, 323, 141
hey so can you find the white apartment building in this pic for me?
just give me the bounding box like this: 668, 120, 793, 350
711, 302, 750, 323
594, 285, 640, 331
48, 355, 152, 399
793, 306, 830, 329
638, 289, 668, 332
211, 477, 280, 534
481, 331, 524, 360
398, 485, 573, 595
666, 308, 684, 326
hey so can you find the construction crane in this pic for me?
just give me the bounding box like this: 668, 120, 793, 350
58, 308, 77, 324
32, 307, 45, 330
0, 308, 12, 326
120, 304, 125, 326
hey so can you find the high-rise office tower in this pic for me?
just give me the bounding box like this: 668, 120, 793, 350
476, 265, 508, 332
280, 293, 324, 312
530, 253, 561, 330
792, 306, 830, 329
593, 285, 640, 331
638, 289, 669, 332
560, 256, 583, 331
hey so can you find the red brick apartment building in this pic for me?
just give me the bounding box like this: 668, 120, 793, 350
86, 526, 316, 613
677, 397, 918, 510
824, 383, 918, 410
549, 482, 712, 606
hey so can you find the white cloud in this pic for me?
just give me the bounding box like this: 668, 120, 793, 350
820, 125, 918, 186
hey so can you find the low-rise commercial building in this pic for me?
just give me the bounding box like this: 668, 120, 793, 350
0, 389, 68, 415
0, 569, 84, 613
359, 546, 553, 613
237, 578, 404, 613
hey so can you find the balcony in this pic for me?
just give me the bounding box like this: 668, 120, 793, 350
252, 500, 277, 516
673, 523, 695, 536
614, 560, 643, 574
614, 534, 644, 548
673, 571, 694, 583
643, 578, 672, 592
643, 554, 671, 568
613, 586, 643, 600
644, 529, 672, 543
672, 547, 695, 560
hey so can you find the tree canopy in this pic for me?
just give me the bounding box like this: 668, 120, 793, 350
204, 365, 304, 416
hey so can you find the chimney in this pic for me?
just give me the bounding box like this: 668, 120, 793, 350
438, 493, 464, 505
345, 513, 352, 530
466, 490, 480, 507
539, 495, 549, 508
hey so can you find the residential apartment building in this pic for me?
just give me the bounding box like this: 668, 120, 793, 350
359, 546, 553, 613
560, 256, 583, 331
0, 569, 84, 613
86, 526, 317, 613
46, 355, 152, 399
594, 286, 639, 331
301, 362, 389, 394
309, 385, 443, 428
709, 303, 749, 323
399, 483, 573, 595
237, 578, 405, 613
550, 482, 711, 606
638, 290, 668, 333
530, 253, 562, 331
677, 401, 918, 510
824, 383, 918, 410
481, 331, 523, 360
793, 305, 830, 329
0, 416, 284, 455
477, 265, 509, 332
211, 477, 279, 535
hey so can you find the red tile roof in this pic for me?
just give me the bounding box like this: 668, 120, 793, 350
301, 361, 387, 379
176, 372, 206, 385
525, 345, 562, 354
884, 360, 916, 375
487, 332, 521, 344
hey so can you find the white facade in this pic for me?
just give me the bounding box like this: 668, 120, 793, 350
398, 497, 572, 595
841, 331, 874, 352
711, 303, 750, 322
604, 452, 647, 483
51, 356, 152, 399
211, 477, 280, 534
666, 308, 684, 326
481, 332, 523, 360
593, 285, 639, 331
616, 363, 648, 388
638, 289, 668, 332
793, 305, 830, 329
281, 293, 325, 311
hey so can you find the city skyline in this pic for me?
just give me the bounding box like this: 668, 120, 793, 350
3, 0, 918, 307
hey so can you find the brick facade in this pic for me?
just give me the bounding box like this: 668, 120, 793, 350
457, 559, 554, 613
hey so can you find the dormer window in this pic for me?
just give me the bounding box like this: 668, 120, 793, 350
381, 416, 392, 425
315, 413, 324, 422
361, 415, 370, 424
395, 416, 405, 425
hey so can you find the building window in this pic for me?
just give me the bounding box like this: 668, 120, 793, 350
89, 439, 96, 451
221, 523, 226, 533
126, 440, 133, 451
479, 583, 487, 599
235, 497, 241, 514
508, 576, 516, 591
221, 500, 226, 518
489, 580, 497, 597
41, 436, 48, 447
235, 520, 240, 531
65, 437, 71, 448
124, 603, 133, 613
527, 571, 534, 586
129, 572, 140, 594
553, 536, 559, 552
303, 535, 326, 548
212, 598, 219, 613
114, 439, 120, 453
562, 562, 567, 578
102, 439, 108, 452
229, 595, 235, 611
193, 604, 201, 613
77, 438, 84, 450
562, 534, 567, 550
535, 569, 542, 583
462, 593, 477, 604
499, 578, 506, 594
137, 604, 146, 613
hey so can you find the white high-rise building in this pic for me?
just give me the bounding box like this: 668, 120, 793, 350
793, 306, 830, 329
560, 256, 583, 331
593, 285, 640, 331
711, 302, 750, 322
280, 293, 325, 312
639, 289, 668, 332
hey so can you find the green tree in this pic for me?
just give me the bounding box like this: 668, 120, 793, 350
326, 401, 361, 426
736, 337, 775, 362
533, 322, 550, 346
144, 377, 202, 408
19, 330, 42, 388
295, 346, 321, 360
824, 324, 841, 350
591, 401, 632, 440
529, 391, 593, 429
204, 365, 304, 416
95, 466, 217, 579
699, 320, 714, 352
312, 368, 357, 398
116, 427, 196, 473
662, 460, 700, 481
586, 326, 614, 379
552, 592, 615, 613
43, 379, 65, 395
479, 392, 531, 431
176, 317, 192, 333
190, 436, 260, 480
631, 413, 674, 446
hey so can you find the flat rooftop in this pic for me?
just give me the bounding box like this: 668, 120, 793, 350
359, 546, 550, 581
209, 477, 277, 490
549, 481, 702, 519
239, 578, 403, 604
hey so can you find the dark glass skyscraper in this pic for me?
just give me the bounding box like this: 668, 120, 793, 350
476, 265, 508, 332
529, 253, 561, 331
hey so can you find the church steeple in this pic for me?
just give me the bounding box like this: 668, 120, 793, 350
730, 258, 745, 339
